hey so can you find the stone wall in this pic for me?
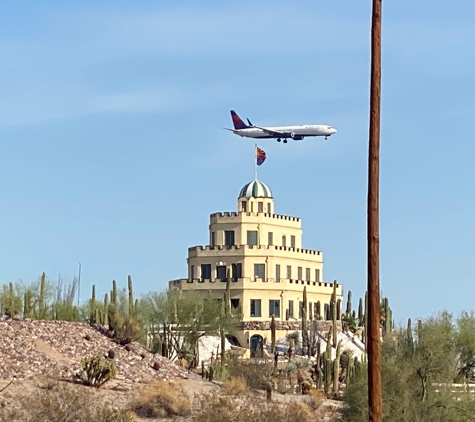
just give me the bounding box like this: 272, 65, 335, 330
240, 320, 342, 332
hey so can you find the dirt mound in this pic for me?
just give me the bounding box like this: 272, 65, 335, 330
0, 319, 198, 387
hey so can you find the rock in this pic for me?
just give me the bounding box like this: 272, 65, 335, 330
0, 320, 199, 384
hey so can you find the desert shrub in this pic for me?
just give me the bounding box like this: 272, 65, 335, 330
306, 388, 325, 410
112, 313, 142, 345
100, 407, 137, 422
222, 377, 247, 396
226, 358, 274, 389
0, 383, 133, 422
130, 380, 192, 418
195, 393, 315, 422
77, 353, 116, 388
209, 360, 230, 381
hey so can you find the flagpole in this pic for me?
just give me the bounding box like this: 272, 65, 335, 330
254, 143, 258, 180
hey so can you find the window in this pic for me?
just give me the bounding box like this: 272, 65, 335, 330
247, 230, 258, 246
258, 202, 263, 213
241, 201, 247, 212
315, 269, 320, 283
231, 299, 240, 310
275, 264, 281, 281
306, 268, 311, 281
211, 232, 216, 247
250, 299, 261, 317
190, 265, 195, 280
291, 235, 296, 248
298, 267, 303, 280
288, 300, 294, 318
269, 300, 280, 317
268, 232, 273, 246
216, 265, 227, 281
254, 263, 265, 279
201, 264, 211, 281
287, 265, 292, 279
282, 235, 287, 247
267, 203, 272, 214
232, 263, 242, 281
225, 230, 235, 247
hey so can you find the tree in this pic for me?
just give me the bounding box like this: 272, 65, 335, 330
0, 282, 22, 317
141, 290, 239, 368
455, 311, 475, 382
344, 311, 475, 422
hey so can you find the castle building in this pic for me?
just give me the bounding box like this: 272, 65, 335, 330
169, 178, 343, 353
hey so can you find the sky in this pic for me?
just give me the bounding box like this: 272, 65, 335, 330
1, 1, 474, 324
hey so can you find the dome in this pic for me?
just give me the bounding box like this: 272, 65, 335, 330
238, 180, 273, 199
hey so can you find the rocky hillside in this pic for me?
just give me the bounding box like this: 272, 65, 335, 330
0, 319, 197, 388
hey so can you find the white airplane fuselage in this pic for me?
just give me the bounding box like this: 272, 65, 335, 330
232, 124, 336, 140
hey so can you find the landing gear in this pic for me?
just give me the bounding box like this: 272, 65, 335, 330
325, 136, 328, 140
277, 138, 281, 142
283, 139, 288, 143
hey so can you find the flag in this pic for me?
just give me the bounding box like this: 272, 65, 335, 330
256, 147, 266, 166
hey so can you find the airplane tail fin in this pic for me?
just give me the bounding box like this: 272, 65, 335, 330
230, 110, 249, 130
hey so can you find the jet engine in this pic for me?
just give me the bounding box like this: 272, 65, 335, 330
291, 133, 303, 140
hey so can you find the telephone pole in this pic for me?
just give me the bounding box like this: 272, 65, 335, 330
367, 0, 383, 421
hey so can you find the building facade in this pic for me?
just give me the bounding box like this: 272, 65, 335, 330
169, 178, 343, 352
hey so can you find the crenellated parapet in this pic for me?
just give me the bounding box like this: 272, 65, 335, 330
171, 277, 340, 292
188, 244, 321, 256
210, 211, 301, 223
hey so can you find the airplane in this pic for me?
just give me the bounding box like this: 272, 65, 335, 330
224, 110, 337, 143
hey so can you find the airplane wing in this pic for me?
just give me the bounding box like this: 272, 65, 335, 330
249, 124, 287, 137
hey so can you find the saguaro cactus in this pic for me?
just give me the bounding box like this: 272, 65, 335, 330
270, 315, 276, 354
302, 286, 308, 355
358, 297, 363, 321
333, 340, 342, 396
111, 280, 117, 305
103, 293, 109, 326
406, 318, 413, 349
331, 282, 338, 348
108, 280, 118, 330
346, 290, 352, 315
326, 325, 332, 357
38, 272, 46, 319
225, 268, 231, 315
128, 275, 134, 317
90, 284, 96, 323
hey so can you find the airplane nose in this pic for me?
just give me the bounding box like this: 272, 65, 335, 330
331, 128, 337, 134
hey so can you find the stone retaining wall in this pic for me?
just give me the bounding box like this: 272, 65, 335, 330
240, 320, 342, 331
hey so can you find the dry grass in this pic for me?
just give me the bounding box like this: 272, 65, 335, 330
222, 377, 247, 396
0, 382, 134, 422
195, 392, 317, 422
226, 358, 274, 390
306, 388, 326, 410
130, 380, 192, 418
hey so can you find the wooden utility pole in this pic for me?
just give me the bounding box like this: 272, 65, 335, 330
367, 0, 383, 421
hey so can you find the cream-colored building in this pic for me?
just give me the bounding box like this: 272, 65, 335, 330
170, 179, 343, 353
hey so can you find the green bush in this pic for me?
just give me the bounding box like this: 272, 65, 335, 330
78, 353, 116, 388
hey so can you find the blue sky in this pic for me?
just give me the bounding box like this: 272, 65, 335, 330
1, 1, 474, 324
